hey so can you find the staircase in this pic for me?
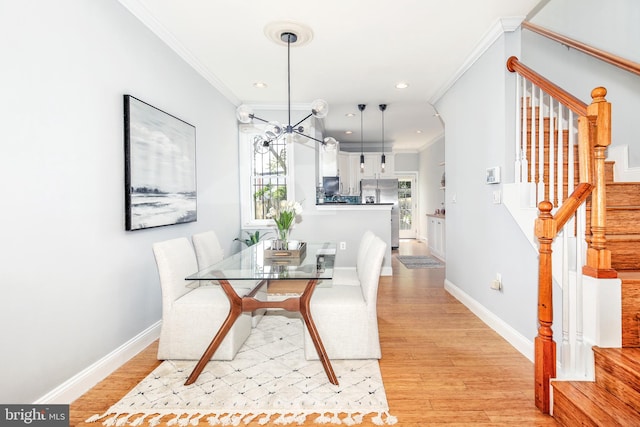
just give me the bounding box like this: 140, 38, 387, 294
506, 56, 640, 422
551, 160, 640, 425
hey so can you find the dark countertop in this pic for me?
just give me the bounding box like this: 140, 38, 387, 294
316, 202, 394, 206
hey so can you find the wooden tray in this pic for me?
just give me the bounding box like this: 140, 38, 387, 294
264, 241, 307, 260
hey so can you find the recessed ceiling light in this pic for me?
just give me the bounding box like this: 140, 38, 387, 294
345, 130, 353, 135
416, 130, 423, 134
395, 82, 409, 89
253, 81, 268, 89
345, 113, 355, 117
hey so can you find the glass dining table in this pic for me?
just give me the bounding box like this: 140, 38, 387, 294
184, 241, 338, 386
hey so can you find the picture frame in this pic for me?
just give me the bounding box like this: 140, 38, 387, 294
124, 95, 197, 231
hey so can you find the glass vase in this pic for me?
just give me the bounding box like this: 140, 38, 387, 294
278, 228, 290, 245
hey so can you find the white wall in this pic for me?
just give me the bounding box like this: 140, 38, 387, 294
0, 0, 239, 403
527, 0, 640, 166
531, 0, 640, 63
435, 31, 541, 343
394, 152, 419, 172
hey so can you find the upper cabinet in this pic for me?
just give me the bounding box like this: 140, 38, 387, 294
360, 153, 394, 179
337, 153, 395, 194
319, 145, 338, 177
338, 153, 356, 195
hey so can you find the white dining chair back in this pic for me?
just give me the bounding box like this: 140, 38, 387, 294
331, 229, 376, 286
192, 230, 265, 327
356, 229, 376, 275
192, 230, 224, 270
153, 237, 196, 317
358, 235, 386, 306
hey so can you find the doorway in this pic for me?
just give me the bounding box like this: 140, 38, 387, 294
398, 175, 417, 239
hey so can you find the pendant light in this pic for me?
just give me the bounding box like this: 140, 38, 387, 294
379, 104, 387, 172
235, 29, 335, 152
358, 104, 366, 171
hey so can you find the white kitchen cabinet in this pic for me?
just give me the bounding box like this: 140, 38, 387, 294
319, 145, 338, 177
348, 153, 394, 179
363, 153, 394, 178
338, 152, 356, 195
427, 215, 445, 261
337, 153, 395, 194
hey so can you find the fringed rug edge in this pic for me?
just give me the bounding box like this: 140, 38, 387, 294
86, 409, 398, 426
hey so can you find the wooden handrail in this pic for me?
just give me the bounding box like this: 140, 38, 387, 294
554, 183, 593, 229
507, 56, 588, 116
523, 21, 640, 77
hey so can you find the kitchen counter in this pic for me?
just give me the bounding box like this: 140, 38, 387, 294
316, 202, 393, 211
316, 202, 393, 205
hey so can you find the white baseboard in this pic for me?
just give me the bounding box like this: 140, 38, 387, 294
444, 279, 534, 362
34, 321, 161, 404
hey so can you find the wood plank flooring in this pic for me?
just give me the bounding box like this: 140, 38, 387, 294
70, 239, 557, 426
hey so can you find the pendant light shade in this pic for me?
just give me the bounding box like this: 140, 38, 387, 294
379, 104, 387, 172
359, 104, 366, 171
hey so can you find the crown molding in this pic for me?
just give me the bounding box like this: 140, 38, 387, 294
428, 16, 525, 105
417, 131, 445, 151
117, 0, 240, 105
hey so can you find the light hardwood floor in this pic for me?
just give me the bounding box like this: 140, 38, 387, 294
71, 239, 557, 426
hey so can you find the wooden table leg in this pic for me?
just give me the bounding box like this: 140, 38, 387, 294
299, 279, 339, 385
184, 281, 242, 385
185, 278, 338, 386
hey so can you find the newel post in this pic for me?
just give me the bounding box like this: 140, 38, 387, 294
583, 87, 617, 278
534, 201, 556, 414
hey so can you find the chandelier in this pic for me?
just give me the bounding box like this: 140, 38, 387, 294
235, 30, 337, 153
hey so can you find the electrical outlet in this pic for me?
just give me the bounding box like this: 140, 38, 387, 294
492, 190, 502, 204
491, 273, 502, 290
339, 241, 346, 250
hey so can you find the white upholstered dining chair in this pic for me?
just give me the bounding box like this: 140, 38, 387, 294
330, 229, 375, 286
191, 230, 224, 269
303, 234, 387, 360
152, 237, 251, 360
191, 230, 265, 327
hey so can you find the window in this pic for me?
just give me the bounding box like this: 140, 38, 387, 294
239, 126, 295, 227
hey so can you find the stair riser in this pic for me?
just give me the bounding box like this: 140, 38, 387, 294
622, 279, 640, 347
552, 390, 599, 427
609, 243, 640, 270
594, 351, 640, 411
586, 209, 640, 234
605, 184, 640, 206
551, 380, 631, 426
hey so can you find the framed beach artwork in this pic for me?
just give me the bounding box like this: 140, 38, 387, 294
124, 95, 197, 231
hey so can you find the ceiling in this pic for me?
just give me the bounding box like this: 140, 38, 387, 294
119, 0, 542, 153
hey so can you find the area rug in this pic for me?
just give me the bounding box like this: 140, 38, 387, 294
87, 313, 396, 426
397, 255, 445, 269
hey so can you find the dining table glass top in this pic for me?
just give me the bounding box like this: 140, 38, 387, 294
186, 241, 336, 281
